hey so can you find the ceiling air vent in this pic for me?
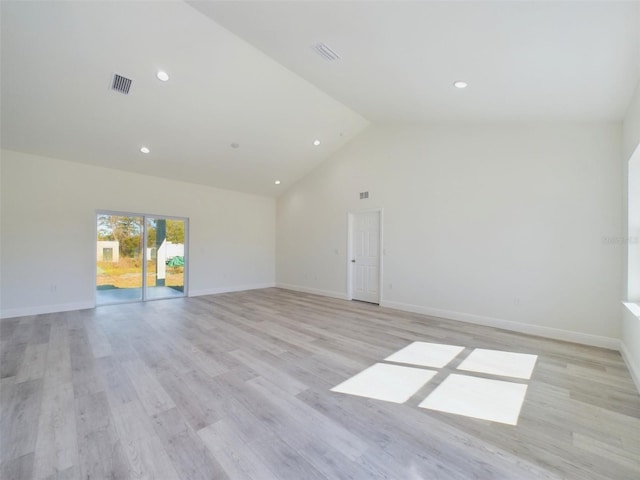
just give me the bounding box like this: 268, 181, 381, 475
111, 73, 132, 95
313, 42, 340, 61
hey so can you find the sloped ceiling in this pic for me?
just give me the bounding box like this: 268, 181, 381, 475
0, 0, 368, 196
194, 0, 640, 123
2, 1, 639, 196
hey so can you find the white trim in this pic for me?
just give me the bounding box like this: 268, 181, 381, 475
276, 283, 348, 300
380, 300, 620, 350
1, 301, 95, 319
189, 282, 275, 297
379, 209, 384, 304
95, 210, 190, 303
622, 302, 640, 394
623, 302, 640, 317
346, 213, 354, 300
620, 340, 640, 394
347, 208, 383, 304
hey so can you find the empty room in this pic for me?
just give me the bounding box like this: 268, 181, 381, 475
1, 1, 640, 479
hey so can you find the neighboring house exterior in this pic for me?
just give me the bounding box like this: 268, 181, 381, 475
96, 241, 119, 262
147, 241, 184, 261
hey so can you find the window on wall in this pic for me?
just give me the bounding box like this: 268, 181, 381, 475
628, 146, 640, 305
96, 211, 188, 305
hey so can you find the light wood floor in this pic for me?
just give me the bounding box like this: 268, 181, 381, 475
1, 288, 639, 479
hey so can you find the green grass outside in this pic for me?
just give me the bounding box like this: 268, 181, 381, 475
97, 257, 184, 289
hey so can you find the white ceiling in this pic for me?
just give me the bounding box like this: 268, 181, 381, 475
196, 0, 640, 123
2, 1, 639, 197
0, 0, 367, 196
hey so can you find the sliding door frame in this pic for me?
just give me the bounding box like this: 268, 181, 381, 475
95, 209, 189, 306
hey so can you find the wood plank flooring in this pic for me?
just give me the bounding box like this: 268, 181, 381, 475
1, 288, 639, 479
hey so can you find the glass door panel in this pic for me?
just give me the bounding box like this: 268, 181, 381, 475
96, 214, 144, 305
145, 217, 186, 300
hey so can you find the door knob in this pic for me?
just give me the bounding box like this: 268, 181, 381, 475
351, 259, 356, 263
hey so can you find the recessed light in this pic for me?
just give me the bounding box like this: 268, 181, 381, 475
156, 71, 169, 82
313, 139, 321, 146
453, 81, 468, 89
275, 180, 281, 185
140, 146, 150, 154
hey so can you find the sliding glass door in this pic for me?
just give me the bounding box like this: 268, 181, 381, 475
96, 212, 187, 305
145, 217, 186, 300
96, 214, 144, 304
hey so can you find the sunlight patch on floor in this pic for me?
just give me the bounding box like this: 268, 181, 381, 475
456, 348, 537, 379
330, 363, 437, 403
331, 342, 537, 425
419, 374, 528, 425
385, 341, 464, 368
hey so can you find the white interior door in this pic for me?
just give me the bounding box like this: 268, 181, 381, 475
351, 211, 381, 304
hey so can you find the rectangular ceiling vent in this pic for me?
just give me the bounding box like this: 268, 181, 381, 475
111, 73, 132, 95
313, 42, 340, 61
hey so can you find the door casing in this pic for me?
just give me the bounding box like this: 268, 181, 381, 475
94, 209, 189, 306
347, 208, 383, 304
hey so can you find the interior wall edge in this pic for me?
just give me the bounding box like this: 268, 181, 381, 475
189, 283, 276, 297
381, 299, 621, 351
0, 301, 95, 320
621, 339, 640, 395
622, 304, 640, 394
276, 283, 349, 301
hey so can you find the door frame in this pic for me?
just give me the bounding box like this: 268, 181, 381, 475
346, 208, 383, 304
94, 209, 189, 306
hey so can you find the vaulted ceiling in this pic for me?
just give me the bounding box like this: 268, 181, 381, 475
2, 1, 639, 196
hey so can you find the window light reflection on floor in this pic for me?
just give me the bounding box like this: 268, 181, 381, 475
456, 348, 537, 380
419, 374, 528, 425
331, 341, 538, 426
385, 341, 465, 368
330, 363, 438, 403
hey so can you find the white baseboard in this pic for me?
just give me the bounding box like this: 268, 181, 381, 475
273, 288, 621, 351
0, 301, 95, 319
189, 282, 275, 297
620, 340, 640, 395
380, 300, 620, 350
0, 284, 277, 318
276, 283, 348, 300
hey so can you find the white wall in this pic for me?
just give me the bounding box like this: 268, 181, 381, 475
624, 81, 640, 162
277, 123, 622, 347
0, 150, 275, 317
628, 146, 640, 302
622, 80, 640, 391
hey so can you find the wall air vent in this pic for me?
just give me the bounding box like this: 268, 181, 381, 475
359, 192, 369, 200
111, 73, 132, 94
313, 42, 340, 61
